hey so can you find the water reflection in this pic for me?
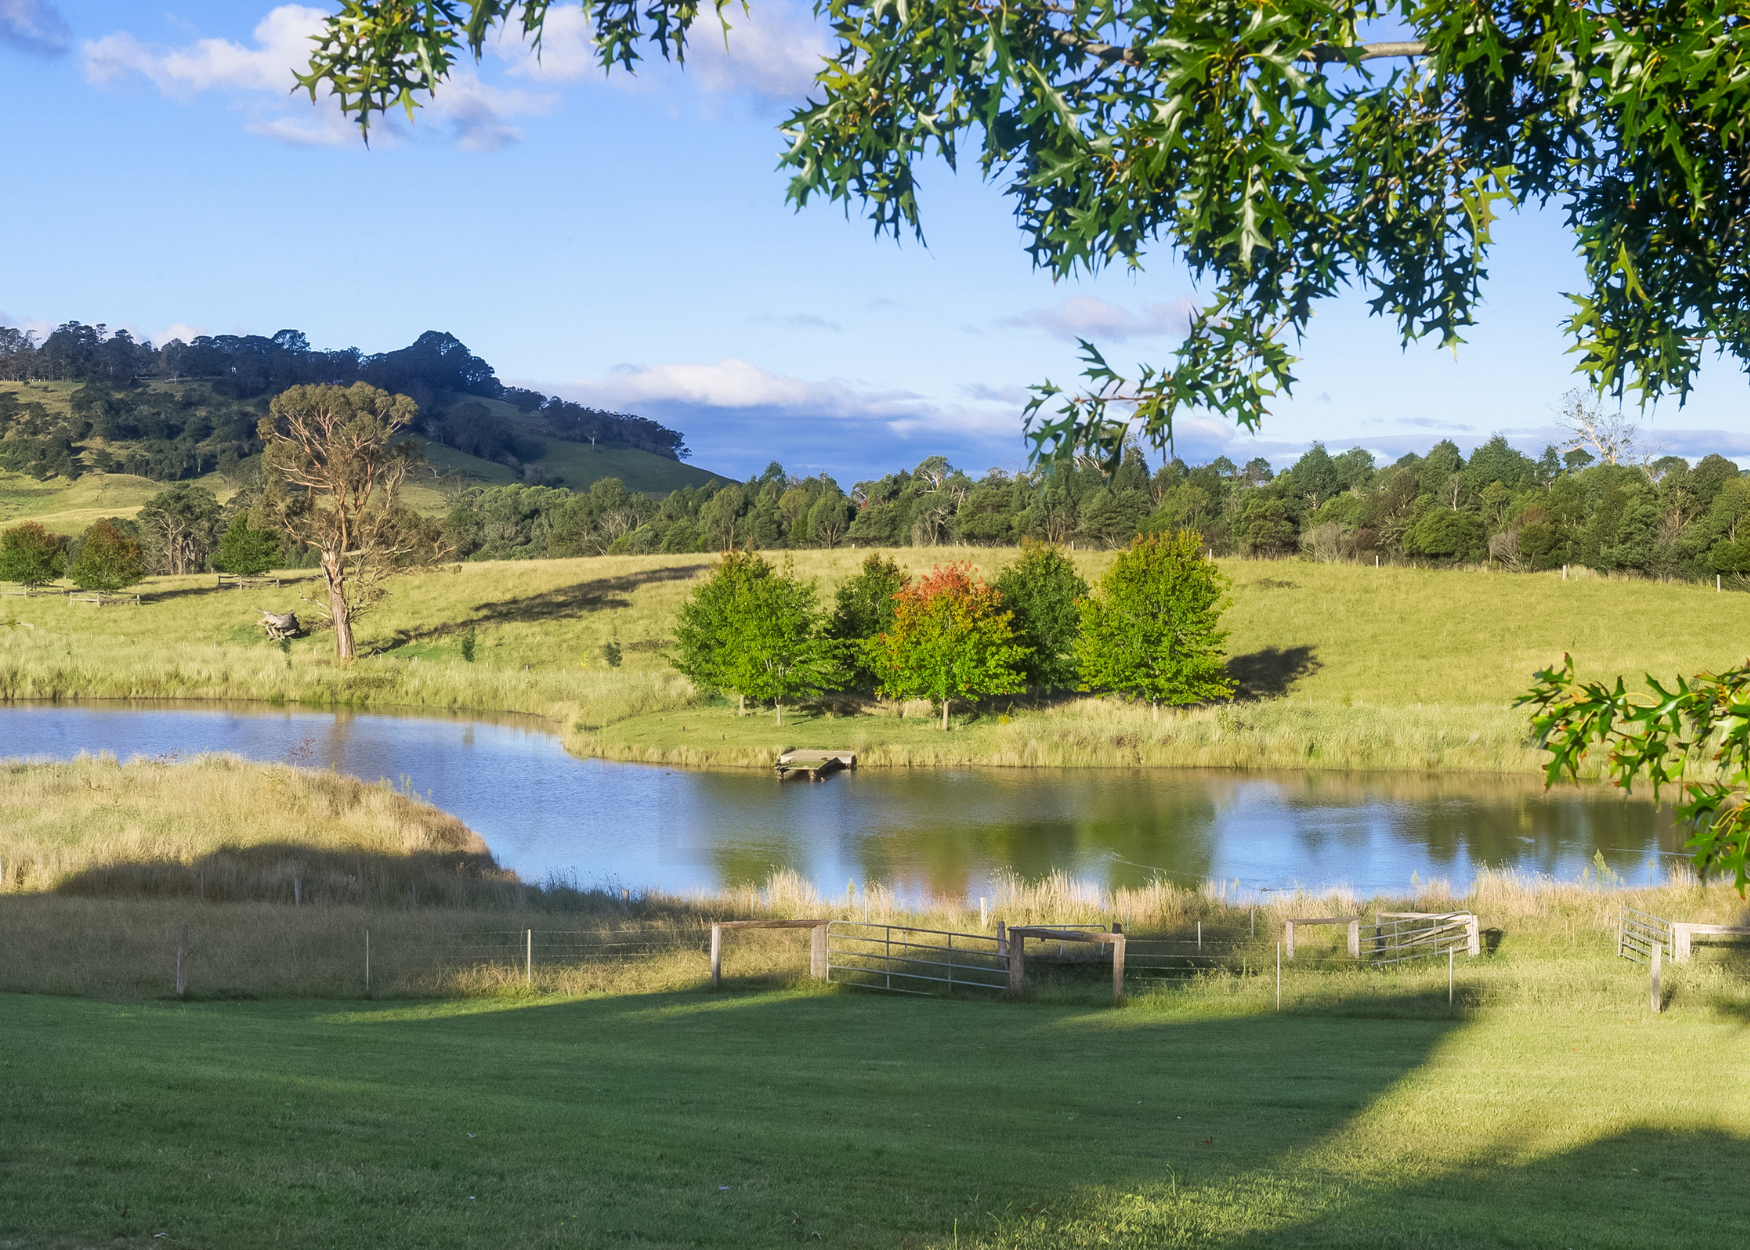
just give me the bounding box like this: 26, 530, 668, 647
0, 702, 1679, 899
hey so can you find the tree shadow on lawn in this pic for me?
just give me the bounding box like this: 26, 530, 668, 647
1210, 1125, 1750, 1249
1227, 644, 1321, 701
376, 560, 710, 649
18, 981, 1742, 1247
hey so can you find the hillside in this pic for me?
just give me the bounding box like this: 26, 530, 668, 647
0, 379, 729, 531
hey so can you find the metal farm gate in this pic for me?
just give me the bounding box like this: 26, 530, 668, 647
825, 921, 1008, 995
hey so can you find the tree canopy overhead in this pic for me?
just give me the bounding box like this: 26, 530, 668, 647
302, 3, 1749, 463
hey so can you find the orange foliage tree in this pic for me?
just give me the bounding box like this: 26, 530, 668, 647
866, 563, 1029, 729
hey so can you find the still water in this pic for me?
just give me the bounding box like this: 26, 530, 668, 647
0, 702, 1682, 898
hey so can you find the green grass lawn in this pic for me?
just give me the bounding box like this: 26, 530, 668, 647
4, 969, 1746, 1249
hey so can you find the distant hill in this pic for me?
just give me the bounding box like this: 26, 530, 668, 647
0, 323, 725, 490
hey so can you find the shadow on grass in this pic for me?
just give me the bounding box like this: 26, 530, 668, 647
10, 969, 1745, 1246
378, 560, 710, 648
1227, 644, 1321, 701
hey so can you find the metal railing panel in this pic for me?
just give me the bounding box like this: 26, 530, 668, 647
1618, 906, 1673, 964
825, 921, 1008, 994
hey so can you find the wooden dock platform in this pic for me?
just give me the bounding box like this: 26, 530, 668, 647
775, 750, 856, 781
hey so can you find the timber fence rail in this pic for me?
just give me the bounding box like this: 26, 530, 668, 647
825, 921, 1008, 995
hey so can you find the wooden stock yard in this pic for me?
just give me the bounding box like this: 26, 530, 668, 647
1285, 915, 1361, 959
1007, 925, 1127, 1000
710, 919, 830, 987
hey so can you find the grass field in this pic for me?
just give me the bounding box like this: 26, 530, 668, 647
2, 548, 1746, 774
5, 860, 1750, 1248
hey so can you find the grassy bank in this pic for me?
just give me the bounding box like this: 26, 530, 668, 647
3, 549, 1746, 773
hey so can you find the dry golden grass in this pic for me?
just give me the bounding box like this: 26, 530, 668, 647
1, 752, 1743, 1006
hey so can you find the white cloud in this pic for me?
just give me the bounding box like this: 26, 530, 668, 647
0, 310, 56, 340
83, 5, 549, 151
1004, 295, 1196, 342
499, 0, 825, 101
154, 323, 207, 347
0, 0, 69, 57
535, 357, 1029, 481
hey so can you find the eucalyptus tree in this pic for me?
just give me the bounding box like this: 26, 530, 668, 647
256, 382, 426, 661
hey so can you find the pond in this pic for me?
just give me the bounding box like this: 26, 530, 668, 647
0, 702, 1682, 899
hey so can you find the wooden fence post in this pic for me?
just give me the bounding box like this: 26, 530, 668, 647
175, 925, 189, 997
995, 920, 1007, 959
1285, 920, 1296, 960
1650, 944, 1661, 1014
1347, 918, 1360, 958
710, 923, 723, 988
1467, 913, 1480, 957
526, 928, 532, 988
1008, 933, 1025, 994
810, 923, 827, 979
1111, 933, 1125, 1001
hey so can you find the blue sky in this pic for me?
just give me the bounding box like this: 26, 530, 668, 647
3, 1, 1748, 486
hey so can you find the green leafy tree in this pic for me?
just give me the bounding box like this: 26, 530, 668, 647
829, 553, 909, 641
0, 521, 66, 590
1076, 531, 1235, 717
136, 483, 224, 576
671, 550, 836, 723
1523, 659, 1750, 893
68, 520, 144, 595
866, 563, 1029, 729
298, 4, 1750, 466
213, 514, 282, 577
994, 540, 1088, 691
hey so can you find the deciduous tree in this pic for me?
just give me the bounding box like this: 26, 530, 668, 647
1076, 531, 1234, 716
994, 540, 1088, 691
866, 563, 1029, 729
0, 521, 66, 590
68, 520, 143, 596
298, 3, 1750, 466
671, 550, 837, 722
213, 514, 282, 578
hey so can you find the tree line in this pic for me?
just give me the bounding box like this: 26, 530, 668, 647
670, 535, 1232, 727
436, 420, 1750, 586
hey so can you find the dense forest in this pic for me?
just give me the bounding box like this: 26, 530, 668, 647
0, 322, 687, 481
438, 437, 1750, 584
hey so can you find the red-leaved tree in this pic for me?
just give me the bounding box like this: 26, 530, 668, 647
865, 563, 1029, 729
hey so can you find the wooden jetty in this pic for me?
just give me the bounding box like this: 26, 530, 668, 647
775, 750, 856, 782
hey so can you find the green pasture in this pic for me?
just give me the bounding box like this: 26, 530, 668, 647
2, 549, 1747, 772
4, 960, 1746, 1249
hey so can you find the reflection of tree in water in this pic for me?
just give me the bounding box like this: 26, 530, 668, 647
657, 766, 1677, 900
1276, 771, 1673, 878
